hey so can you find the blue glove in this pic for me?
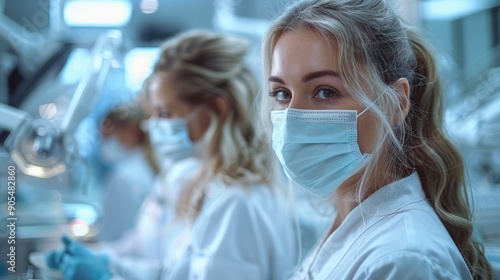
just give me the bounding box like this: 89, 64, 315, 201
63, 236, 98, 259
60, 253, 112, 280
45, 248, 65, 269
45, 236, 112, 280
45, 236, 72, 269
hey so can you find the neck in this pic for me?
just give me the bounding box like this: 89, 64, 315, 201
329, 177, 360, 235
326, 170, 399, 237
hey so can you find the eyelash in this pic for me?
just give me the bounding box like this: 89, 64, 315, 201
313, 86, 341, 103
158, 111, 172, 118
268, 86, 341, 104
268, 88, 290, 105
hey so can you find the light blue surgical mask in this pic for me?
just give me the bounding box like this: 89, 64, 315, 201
148, 116, 194, 163
270, 108, 370, 200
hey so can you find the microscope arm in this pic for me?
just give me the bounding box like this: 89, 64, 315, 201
0, 103, 31, 148
60, 30, 123, 135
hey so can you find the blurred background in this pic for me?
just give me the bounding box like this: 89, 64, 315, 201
0, 0, 499, 278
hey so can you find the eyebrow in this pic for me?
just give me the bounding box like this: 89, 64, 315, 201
268, 76, 285, 84
269, 70, 340, 84
303, 70, 339, 82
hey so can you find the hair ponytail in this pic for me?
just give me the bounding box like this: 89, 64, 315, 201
404, 28, 495, 280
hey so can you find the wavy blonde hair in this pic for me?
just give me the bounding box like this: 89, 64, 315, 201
261, 0, 494, 278
152, 30, 273, 219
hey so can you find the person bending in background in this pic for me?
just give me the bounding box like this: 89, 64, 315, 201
46, 30, 298, 280
97, 103, 160, 242
261, 0, 495, 279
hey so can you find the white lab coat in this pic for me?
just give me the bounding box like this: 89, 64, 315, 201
291, 173, 472, 280
100, 157, 198, 260
106, 166, 298, 280
98, 148, 156, 242
164, 180, 298, 280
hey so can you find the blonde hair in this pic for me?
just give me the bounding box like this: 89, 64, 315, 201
152, 30, 273, 218
261, 0, 494, 278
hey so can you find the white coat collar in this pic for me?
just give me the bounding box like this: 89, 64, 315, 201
308, 172, 426, 278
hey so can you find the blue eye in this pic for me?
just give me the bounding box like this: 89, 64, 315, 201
269, 89, 292, 102
315, 87, 339, 99
158, 111, 172, 119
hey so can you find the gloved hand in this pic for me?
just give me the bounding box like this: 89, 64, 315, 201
44, 236, 112, 280
60, 253, 112, 280
63, 236, 100, 260
45, 236, 73, 269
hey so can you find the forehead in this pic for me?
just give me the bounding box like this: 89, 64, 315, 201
147, 74, 196, 116
148, 74, 180, 104
271, 28, 339, 76
149, 74, 175, 92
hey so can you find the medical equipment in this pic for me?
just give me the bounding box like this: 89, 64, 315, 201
29, 251, 64, 280
0, 12, 124, 275
447, 67, 500, 186
0, 29, 123, 182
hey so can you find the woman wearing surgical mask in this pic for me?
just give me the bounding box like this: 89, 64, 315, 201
261, 0, 495, 279
144, 30, 297, 279
47, 30, 298, 280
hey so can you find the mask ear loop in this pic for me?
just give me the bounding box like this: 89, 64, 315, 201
357, 106, 370, 118
357, 95, 381, 118
184, 108, 200, 123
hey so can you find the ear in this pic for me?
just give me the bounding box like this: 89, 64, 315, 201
212, 95, 230, 121
121, 122, 143, 144
393, 78, 410, 126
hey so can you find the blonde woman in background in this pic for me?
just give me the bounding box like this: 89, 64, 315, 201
261, 0, 495, 279
46, 30, 298, 280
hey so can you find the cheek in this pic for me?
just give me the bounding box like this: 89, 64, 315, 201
116, 132, 131, 148
357, 115, 378, 154
188, 110, 212, 142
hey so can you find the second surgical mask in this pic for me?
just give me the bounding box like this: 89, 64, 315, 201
148, 117, 194, 162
